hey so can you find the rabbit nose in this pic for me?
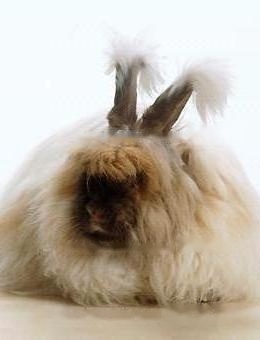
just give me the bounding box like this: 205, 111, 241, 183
86, 206, 106, 221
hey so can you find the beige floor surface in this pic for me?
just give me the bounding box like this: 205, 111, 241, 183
1, 292, 260, 340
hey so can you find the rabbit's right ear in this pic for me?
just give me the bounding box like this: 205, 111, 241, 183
107, 61, 139, 133
136, 61, 230, 136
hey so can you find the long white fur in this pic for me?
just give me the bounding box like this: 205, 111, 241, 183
106, 35, 164, 95
170, 60, 231, 122
2, 127, 260, 305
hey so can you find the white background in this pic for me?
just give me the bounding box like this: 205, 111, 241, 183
0, 0, 260, 191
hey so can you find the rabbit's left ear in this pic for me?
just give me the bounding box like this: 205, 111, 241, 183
136, 82, 192, 136
136, 61, 231, 136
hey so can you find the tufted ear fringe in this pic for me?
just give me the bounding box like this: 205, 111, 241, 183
107, 37, 231, 136
137, 60, 231, 136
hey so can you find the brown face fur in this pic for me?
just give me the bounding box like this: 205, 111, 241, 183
55, 137, 161, 249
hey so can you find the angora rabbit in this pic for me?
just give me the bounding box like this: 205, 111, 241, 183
1, 37, 260, 306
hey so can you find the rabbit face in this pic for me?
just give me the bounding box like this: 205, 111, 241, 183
52, 137, 172, 250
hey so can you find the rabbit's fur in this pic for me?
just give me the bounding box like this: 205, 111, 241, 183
1, 37, 260, 305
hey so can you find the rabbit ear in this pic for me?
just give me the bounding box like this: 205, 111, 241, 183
136, 83, 192, 136
137, 60, 231, 136
106, 36, 163, 133
107, 62, 139, 133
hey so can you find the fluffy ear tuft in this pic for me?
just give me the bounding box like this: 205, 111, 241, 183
172, 60, 232, 122
106, 35, 164, 96
137, 59, 231, 136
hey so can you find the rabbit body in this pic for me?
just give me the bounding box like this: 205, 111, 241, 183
0, 38, 259, 305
